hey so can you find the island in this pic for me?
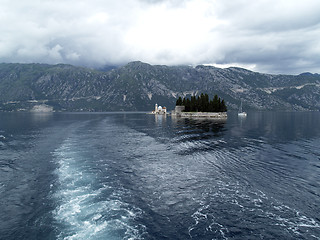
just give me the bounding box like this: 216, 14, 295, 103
171, 93, 227, 119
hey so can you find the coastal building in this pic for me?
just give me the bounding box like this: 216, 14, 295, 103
171, 105, 185, 115
152, 103, 167, 115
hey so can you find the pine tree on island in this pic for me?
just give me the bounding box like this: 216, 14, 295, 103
176, 93, 227, 112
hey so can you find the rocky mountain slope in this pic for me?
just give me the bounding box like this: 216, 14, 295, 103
0, 61, 319, 111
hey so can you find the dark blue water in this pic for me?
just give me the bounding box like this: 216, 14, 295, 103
0, 112, 319, 240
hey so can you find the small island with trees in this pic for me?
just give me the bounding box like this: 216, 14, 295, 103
172, 93, 228, 119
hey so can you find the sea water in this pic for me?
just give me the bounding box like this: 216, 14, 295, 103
0, 111, 319, 239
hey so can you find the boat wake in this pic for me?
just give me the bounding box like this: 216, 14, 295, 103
52, 136, 146, 240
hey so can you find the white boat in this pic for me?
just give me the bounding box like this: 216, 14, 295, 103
238, 101, 247, 117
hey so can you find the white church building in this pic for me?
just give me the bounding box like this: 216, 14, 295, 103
152, 103, 167, 115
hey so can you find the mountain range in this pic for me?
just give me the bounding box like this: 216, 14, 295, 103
0, 61, 319, 112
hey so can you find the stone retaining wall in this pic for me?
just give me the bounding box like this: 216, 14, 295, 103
172, 112, 227, 119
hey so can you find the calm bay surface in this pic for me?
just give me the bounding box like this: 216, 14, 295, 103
0, 111, 319, 240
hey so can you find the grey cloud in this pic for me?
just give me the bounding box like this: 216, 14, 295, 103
139, 0, 190, 6
0, 0, 319, 74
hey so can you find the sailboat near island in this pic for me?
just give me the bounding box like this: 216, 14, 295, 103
238, 100, 247, 117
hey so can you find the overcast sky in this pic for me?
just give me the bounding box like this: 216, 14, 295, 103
1, 0, 320, 74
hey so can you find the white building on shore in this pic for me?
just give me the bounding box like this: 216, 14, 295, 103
151, 103, 167, 115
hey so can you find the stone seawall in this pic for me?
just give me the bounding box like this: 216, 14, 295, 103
172, 112, 227, 119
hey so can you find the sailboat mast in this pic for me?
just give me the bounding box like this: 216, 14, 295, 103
239, 100, 243, 112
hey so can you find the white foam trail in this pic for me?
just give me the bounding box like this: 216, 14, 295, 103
52, 138, 145, 240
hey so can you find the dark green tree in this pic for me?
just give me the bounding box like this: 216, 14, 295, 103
185, 98, 191, 112
176, 97, 183, 106
212, 94, 219, 112
182, 97, 186, 106
220, 99, 227, 112
190, 96, 196, 112
176, 93, 227, 112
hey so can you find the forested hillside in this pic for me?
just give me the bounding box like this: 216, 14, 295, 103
0, 61, 319, 111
